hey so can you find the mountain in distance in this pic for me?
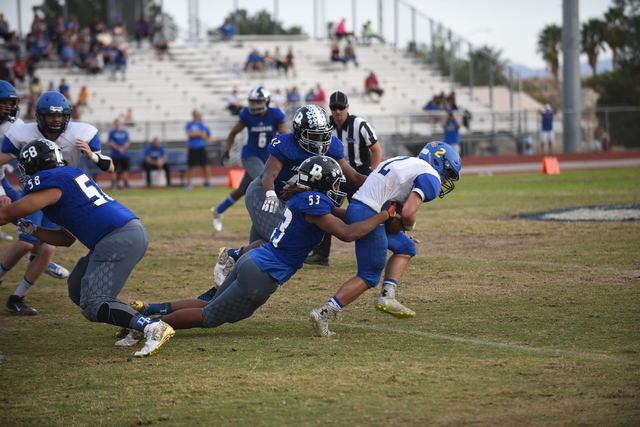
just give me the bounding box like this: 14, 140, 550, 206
507, 58, 613, 78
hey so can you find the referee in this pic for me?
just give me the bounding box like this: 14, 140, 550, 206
304, 91, 383, 266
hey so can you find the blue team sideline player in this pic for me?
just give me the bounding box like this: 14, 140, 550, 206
212, 86, 286, 231
0, 139, 174, 357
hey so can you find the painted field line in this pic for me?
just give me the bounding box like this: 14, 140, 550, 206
253, 314, 640, 365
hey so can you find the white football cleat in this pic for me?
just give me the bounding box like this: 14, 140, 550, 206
134, 321, 175, 357
213, 247, 235, 286
374, 284, 415, 319
211, 207, 223, 232
115, 328, 144, 347
308, 304, 340, 337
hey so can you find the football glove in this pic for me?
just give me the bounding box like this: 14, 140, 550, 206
261, 190, 279, 213
17, 219, 37, 236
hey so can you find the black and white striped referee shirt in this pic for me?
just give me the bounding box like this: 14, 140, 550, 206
330, 113, 379, 174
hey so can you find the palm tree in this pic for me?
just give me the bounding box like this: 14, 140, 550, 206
603, 6, 627, 72
581, 18, 606, 77
537, 24, 562, 88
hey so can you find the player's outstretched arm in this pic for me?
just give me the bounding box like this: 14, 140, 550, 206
261, 155, 283, 194
306, 209, 389, 243
0, 187, 62, 225
338, 158, 366, 187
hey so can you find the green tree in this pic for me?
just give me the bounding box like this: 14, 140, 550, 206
581, 18, 606, 76
603, 6, 627, 71
537, 24, 562, 89
211, 9, 302, 36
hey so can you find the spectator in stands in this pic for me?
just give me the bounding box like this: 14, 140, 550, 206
362, 21, 384, 44
446, 91, 458, 111
12, 58, 26, 84
96, 26, 113, 50
314, 83, 327, 109
77, 85, 91, 113
143, 137, 172, 188
46, 81, 55, 92
442, 109, 461, 154
285, 48, 296, 77
539, 104, 558, 154
109, 119, 131, 189
60, 41, 76, 69
335, 19, 347, 40
111, 49, 127, 81
262, 50, 276, 73
7, 31, 21, 61
245, 49, 265, 74
271, 88, 285, 110
123, 108, 136, 126
68, 15, 80, 32
424, 97, 441, 112
58, 78, 70, 100
227, 89, 243, 115
305, 88, 316, 103
344, 41, 358, 67
86, 51, 104, 74
27, 77, 42, 119
219, 18, 235, 40
0, 61, 12, 86
135, 14, 151, 48
0, 14, 11, 42
112, 21, 129, 56
30, 14, 47, 36
184, 110, 213, 190
331, 41, 348, 67
287, 86, 301, 108
152, 27, 170, 59
365, 72, 384, 99
273, 47, 288, 74
30, 32, 54, 63
50, 16, 67, 54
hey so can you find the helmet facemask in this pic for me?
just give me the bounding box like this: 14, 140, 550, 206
326, 175, 347, 206
439, 163, 459, 198
298, 128, 332, 156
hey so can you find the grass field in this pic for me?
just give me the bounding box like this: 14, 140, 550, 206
1, 168, 639, 426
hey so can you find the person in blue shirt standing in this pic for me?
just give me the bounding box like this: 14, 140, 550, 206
212, 86, 286, 231
441, 108, 461, 154
142, 137, 171, 188
108, 118, 131, 189
539, 104, 558, 154
0, 139, 174, 357
184, 110, 212, 189
123, 157, 390, 353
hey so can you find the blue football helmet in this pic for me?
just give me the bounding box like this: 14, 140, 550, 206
0, 80, 20, 123
292, 105, 333, 156
418, 141, 461, 198
247, 86, 271, 115
36, 91, 72, 135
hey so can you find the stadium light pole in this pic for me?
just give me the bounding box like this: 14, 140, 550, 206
562, 0, 582, 153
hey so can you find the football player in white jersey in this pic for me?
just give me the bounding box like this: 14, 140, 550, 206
0, 91, 114, 315
309, 141, 462, 337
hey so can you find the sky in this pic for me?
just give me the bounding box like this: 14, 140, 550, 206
3, 0, 614, 70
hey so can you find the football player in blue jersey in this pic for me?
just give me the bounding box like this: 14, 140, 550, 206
0, 91, 114, 315
211, 86, 286, 231
213, 104, 367, 285
0, 139, 173, 357
309, 141, 462, 337
123, 157, 390, 351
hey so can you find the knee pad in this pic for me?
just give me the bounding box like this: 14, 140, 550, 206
388, 231, 416, 257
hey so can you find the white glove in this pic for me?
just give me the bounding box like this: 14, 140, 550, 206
17, 219, 37, 236
261, 190, 279, 214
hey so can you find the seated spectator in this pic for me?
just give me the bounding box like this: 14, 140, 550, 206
330, 41, 348, 67
273, 47, 288, 74
143, 137, 172, 188
365, 72, 384, 98
424, 98, 441, 112
123, 108, 136, 126
344, 41, 358, 67
305, 88, 316, 103
284, 48, 296, 77
111, 49, 127, 81
60, 41, 76, 68
86, 50, 104, 74
77, 86, 92, 112
50, 16, 67, 53
152, 27, 170, 58
263, 50, 276, 72
0, 14, 11, 42
7, 31, 22, 61
58, 78, 71, 100
245, 49, 265, 74
446, 91, 458, 111
12, 58, 26, 83
135, 14, 151, 48
30, 32, 54, 63
67, 15, 80, 32
314, 84, 327, 109
286, 87, 301, 109
96, 27, 113, 49
0, 61, 12, 86
219, 18, 235, 40
112, 22, 129, 56
271, 88, 285, 110
226, 89, 242, 115
362, 20, 384, 44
